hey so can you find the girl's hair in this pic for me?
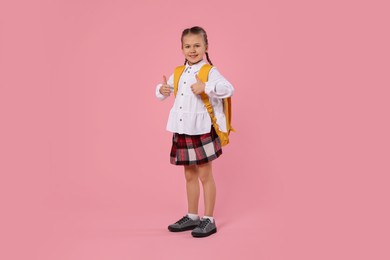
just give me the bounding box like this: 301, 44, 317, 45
181, 26, 213, 66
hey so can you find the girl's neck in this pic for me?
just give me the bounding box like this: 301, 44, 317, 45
188, 59, 203, 66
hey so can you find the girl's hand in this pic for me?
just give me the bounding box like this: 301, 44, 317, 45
159, 75, 171, 96
191, 74, 206, 95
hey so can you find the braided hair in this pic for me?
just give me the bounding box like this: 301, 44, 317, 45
181, 26, 213, 66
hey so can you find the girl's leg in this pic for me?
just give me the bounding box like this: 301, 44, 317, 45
198, 161, 216, 217
184, 165, 200, 214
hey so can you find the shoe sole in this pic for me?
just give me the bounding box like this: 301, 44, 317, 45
191, 227, 217, 238
168, 225, 198, 232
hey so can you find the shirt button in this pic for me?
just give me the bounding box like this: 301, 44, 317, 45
180, 106, 182, 109
180, 119, 182, 121
181, 93, 183, 96
184, 81, 186, 84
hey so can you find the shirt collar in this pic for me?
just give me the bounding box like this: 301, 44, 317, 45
185, 59, 207, 70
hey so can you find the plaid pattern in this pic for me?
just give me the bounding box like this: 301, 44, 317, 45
170, 127, 222, 165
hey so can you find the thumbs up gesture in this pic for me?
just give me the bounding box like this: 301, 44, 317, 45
159, 75, 171, 97
190, 74, 206, 95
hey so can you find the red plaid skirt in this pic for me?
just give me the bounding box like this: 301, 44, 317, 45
170, 127, 223, 165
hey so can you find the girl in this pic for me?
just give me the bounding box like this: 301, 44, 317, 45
155, 26, 234, 238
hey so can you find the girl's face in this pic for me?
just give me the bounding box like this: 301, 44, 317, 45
182, 33, 207, 65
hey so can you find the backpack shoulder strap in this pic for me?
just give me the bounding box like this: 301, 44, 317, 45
198, 64, 213, 102
198, 64, 213, 82
198, 64, 220, 129
173, 65, 186, 97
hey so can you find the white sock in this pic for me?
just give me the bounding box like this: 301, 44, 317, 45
203, 216, 214, 223
187, 213, 200, 220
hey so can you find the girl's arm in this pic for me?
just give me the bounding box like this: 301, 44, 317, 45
155, 73, 174, 101
204, 67, 235, 99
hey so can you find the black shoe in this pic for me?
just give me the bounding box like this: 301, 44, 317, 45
168, 215, 201, 232
191, 218, 217, 238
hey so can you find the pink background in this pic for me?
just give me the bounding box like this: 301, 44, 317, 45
1, 0, 389, 259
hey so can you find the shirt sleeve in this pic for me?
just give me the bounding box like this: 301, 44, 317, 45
155, 73, 174, 101
204, 67, 234, 99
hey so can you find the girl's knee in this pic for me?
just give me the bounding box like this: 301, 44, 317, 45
198, 163, 213, 183
184, 165, 199, 181
199, 173, 213, 183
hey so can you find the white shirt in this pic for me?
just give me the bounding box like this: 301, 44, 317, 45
155, 60, 234, 135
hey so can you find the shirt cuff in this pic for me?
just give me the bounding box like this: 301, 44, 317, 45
155, 83, 166, 100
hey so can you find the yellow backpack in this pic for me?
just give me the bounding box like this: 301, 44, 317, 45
173, 64, 235, 146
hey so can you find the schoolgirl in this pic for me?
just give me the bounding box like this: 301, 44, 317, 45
155, 26, 234, 237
